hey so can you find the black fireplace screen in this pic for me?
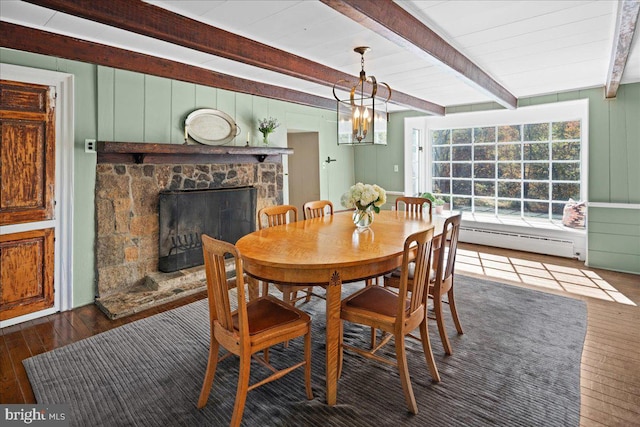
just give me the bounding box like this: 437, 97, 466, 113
158, 186, 257, 272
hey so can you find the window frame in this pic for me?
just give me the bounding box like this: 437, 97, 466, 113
404, 99, 589, 223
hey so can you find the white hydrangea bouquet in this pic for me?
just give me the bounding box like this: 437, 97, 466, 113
341, 183, 387, 228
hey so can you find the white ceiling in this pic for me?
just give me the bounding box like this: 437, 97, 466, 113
1, 0, 638, 112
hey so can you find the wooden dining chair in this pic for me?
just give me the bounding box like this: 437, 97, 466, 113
395, 196, 432, 215
339, 227, 440, 414
429, 213, 463, 355
257, 205, 314, 306
383, 213, 464, 355
303, 200, 334, 219
197, 235, 313, 427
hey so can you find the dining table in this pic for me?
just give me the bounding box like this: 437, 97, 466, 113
235, 209, 448, 406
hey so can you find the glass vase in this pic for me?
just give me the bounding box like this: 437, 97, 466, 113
261, 132, 270, 146
353, 206, 374, 229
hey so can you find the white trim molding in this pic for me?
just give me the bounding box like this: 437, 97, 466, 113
0, 64, 75, 327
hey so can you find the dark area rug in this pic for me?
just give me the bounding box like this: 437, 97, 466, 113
24, 276, 586, 426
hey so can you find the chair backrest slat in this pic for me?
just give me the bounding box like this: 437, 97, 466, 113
258, 205, 298, 229
434, 214, 462, 285
303, 200, 334, 219
395, 196, 432, 215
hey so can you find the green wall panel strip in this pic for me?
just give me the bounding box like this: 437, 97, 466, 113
528, 93, 558, 105
609, 87, 630, 202
144, 75, 172, 143
235, 92, 252, 146
588, 221, 640, 236
170, 80, 196, 144
589, 232, 640, 255
623, 84, 640, 203
584, 87, 611, 201
62, 60, 99, 307
114, 70, 145, 142
588, 251, 640, 275
195, 85, 216, 109
97, 66, 115, 142
588, 206, 640, 225
0, 47, 58, 71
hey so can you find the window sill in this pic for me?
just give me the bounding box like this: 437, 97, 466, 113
456, 212, 586, 235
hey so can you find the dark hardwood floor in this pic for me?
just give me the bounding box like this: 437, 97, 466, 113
2, 243, 639, 426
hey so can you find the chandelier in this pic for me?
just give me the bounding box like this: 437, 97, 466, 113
333, 47, 392, 145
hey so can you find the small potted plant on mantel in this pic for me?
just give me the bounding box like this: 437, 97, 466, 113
420, 192, 447, 214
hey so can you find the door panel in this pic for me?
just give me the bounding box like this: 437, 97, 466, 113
0, 229, 54, 320
0, 80, 56, 320
0, 81, 55, 225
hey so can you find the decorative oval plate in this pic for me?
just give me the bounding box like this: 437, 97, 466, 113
185, 109, 240, 145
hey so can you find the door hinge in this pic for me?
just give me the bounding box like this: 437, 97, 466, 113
49, 87, 57, 109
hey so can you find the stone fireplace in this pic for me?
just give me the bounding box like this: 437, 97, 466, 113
93, 143, 289, 318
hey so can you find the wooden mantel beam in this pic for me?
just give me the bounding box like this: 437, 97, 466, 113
0, 22, 336, 111
605, 0, 640, 99
320, 0, 518, 110
22, 0, 444, 115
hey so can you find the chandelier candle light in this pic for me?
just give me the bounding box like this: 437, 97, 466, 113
341, 183, 387, 229
333, 47, 391, 145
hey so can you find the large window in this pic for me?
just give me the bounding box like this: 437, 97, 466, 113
406, 100, 588, 222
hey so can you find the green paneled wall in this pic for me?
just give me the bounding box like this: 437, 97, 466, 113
588, 206, 640, 274
373, 83, 640, 274
1, 49, 350, 308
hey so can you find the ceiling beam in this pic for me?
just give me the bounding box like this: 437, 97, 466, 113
0, 22, 336, 111
22, 0, 444, 115
320, 0, 518, 110
605, 0, 640, 99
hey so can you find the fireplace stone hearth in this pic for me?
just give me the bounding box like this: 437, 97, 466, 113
94, 160, 283, 319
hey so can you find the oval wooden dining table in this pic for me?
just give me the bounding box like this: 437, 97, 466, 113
235, 209, 447, 406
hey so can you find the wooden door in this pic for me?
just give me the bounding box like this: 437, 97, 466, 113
0, 80, 56, 320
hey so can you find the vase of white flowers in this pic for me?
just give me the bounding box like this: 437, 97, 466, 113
340, 183, 387, 229
258, 117, 280, 145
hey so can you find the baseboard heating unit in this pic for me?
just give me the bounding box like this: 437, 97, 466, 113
459, 226, 583, 260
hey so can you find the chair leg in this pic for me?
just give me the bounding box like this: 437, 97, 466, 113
304, 330, 314, 399
264, 347, 270, 364
261, 281, 269, 297
282, 290, 292, 348
197, 340, 220, 409
370, 327, 377, 349
448, 288, 464, 334
434, 295, 453, 355
338, 321, 344, 379
283, 289, 293, 305
395, 334, 418, 415
230, 354, 251, 427
304, 286, 313, 303
418, 319, 441, 383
